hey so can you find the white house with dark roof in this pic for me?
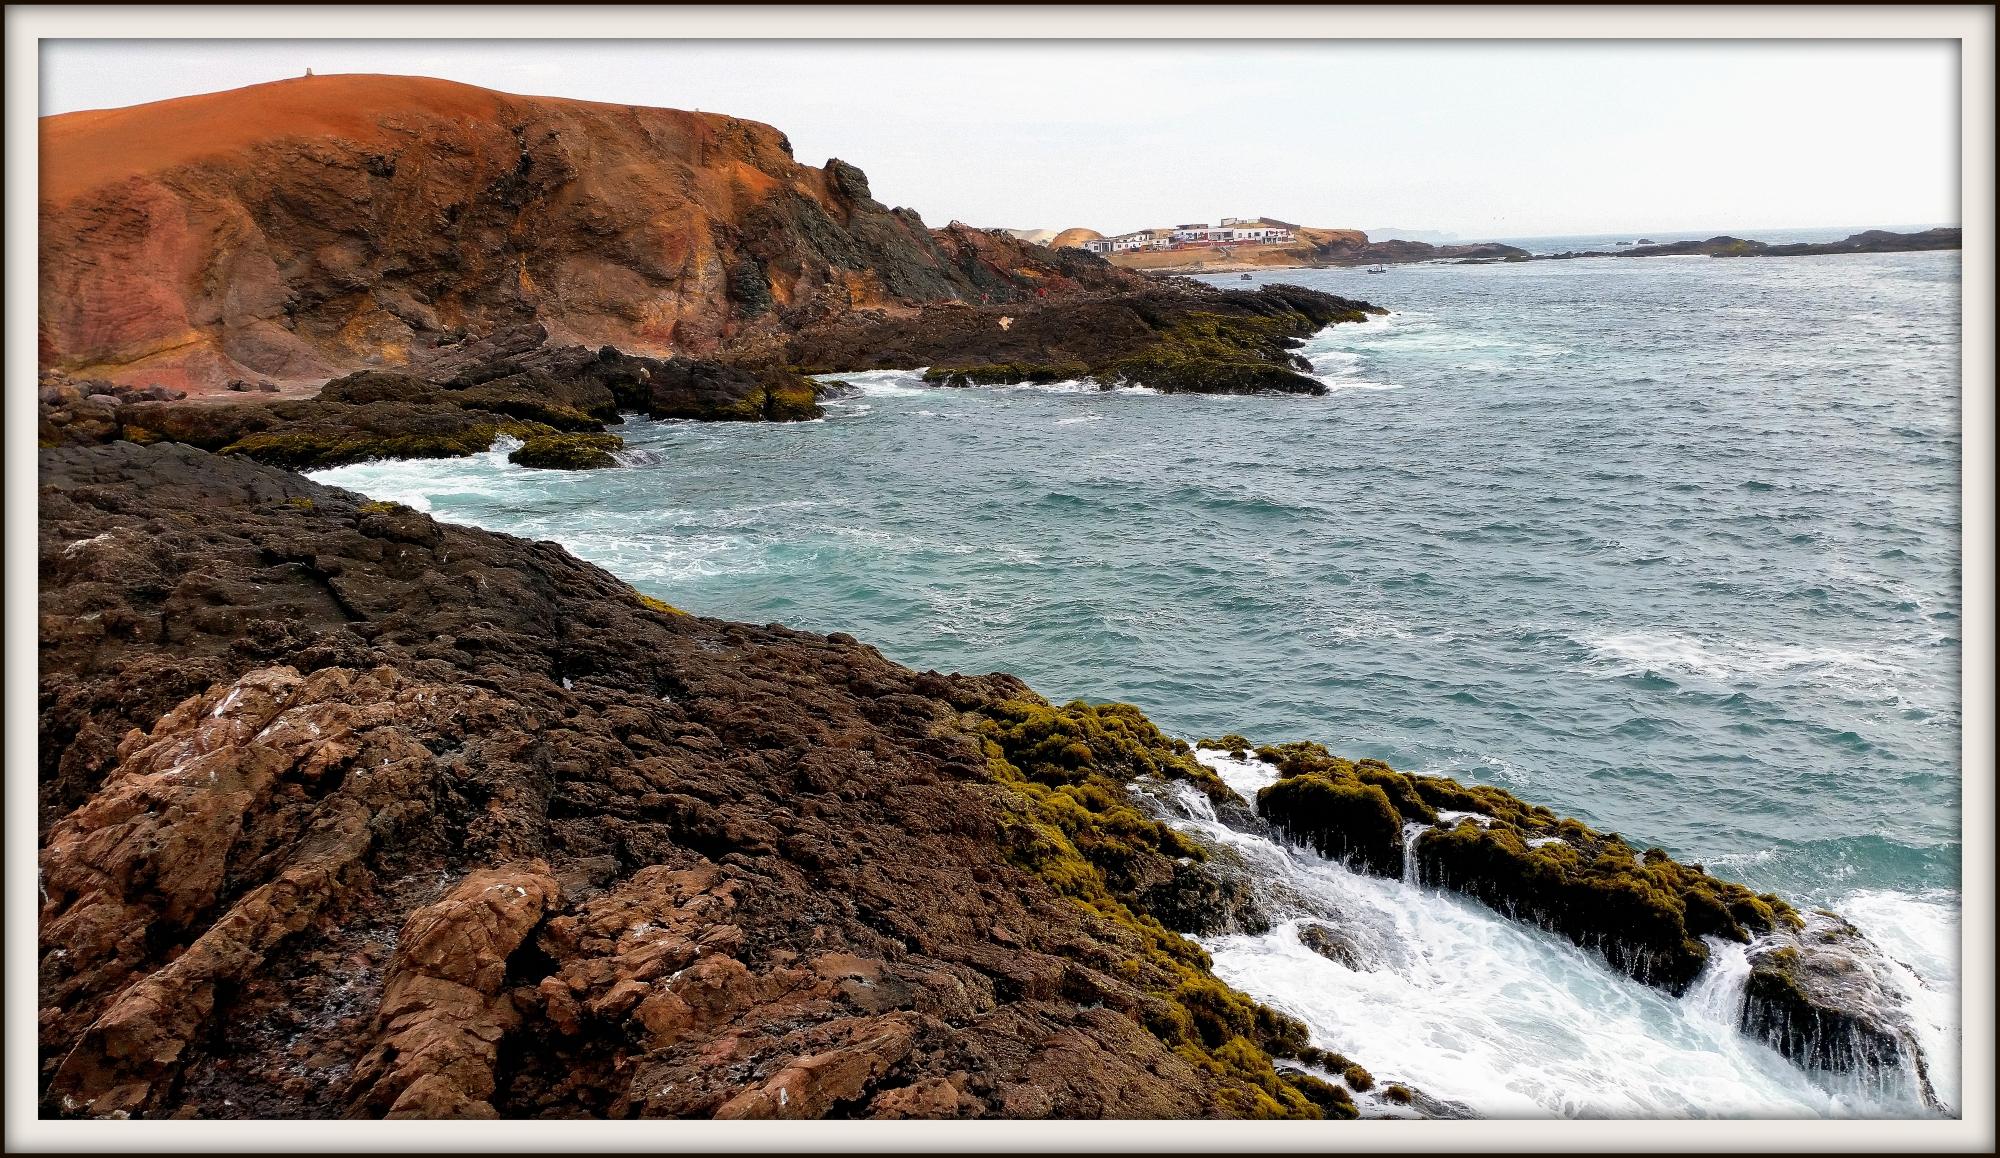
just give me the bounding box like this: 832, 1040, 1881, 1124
1083, 218, 1297, 253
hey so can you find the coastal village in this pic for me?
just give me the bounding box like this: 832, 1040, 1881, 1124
1074, 216, 1299, 254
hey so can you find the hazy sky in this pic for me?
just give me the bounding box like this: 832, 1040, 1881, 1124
40, 39, 1960, 239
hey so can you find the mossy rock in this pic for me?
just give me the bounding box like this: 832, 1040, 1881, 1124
1281, 1069, 1359, 1119
1742, 916, 1914, 1083
971, 695, 1330, 1118
643, 361, 825, 423
1250, 737, 1800, 995
508, 432, 624, 470
1257, 774, 1405, 877
1094, 312, 1328, 396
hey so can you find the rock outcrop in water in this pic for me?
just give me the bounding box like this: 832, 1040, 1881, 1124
38, 442, 1378, 1120
791, 283, 1384, 397
1743, 913, 1937, 1104
1238, 739, 1933, 1102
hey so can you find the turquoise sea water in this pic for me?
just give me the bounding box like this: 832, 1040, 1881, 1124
312, 248, 1962, 1116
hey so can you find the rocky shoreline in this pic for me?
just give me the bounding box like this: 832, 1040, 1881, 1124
40, 282, 1385, 470
39, 443, 1364, 1120
36, 441, 1936, 1119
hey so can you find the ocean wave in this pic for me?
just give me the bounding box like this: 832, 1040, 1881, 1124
1580, 631, 1909, 691
816, 369, 931, 397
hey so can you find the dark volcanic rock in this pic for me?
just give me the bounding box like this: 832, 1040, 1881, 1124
1744, 913, 1936, 1106
97, 330, 831, 471
509, 433, 624, 471
792, 283, 1383, 396
1295, 923, 1364, 971
1254, 740, 1798, 992
36, 442, 1351, 1121
116, 397, 561, 471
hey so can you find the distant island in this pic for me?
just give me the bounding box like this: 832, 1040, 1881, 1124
1456, 227, 1963, 263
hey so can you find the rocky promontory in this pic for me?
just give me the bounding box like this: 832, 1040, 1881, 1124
791, 282, 1384, 397
38, 75, 1388, 461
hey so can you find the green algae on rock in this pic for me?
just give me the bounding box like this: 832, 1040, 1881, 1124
966, 696, 1336, 1118
508, 433, 625, 471
789, 283, 1383, 396
1251, 739, 1798, 994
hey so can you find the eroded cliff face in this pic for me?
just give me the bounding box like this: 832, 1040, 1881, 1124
39, 74, 1142, 394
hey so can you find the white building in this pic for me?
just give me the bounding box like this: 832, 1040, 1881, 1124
1084, 231, 1172, 254
1085, 219, 1296, 253
1173, 220, 1296, 245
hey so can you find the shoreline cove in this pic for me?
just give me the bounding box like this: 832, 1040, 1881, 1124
31, 70, 1961, 1124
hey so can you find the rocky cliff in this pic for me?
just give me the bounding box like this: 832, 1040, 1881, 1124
39, 75, 1145, 394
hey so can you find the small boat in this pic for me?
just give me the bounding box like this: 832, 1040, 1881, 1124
1239, 272, 1253, 280
1366, 264, 1387, 274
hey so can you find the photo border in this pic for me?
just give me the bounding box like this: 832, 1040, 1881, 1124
5, 5, 1992, 1153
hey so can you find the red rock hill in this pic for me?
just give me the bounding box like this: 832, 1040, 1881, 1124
40, 74, 1137, 393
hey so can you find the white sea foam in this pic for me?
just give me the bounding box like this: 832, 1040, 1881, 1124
1681, 936, 1753, 1031
1581, 630, 1909, 696
1838, 888, 1961, 1115
307, 434, 533, 511
1168, 749, 1949, 1118
817, 369, 932, 397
